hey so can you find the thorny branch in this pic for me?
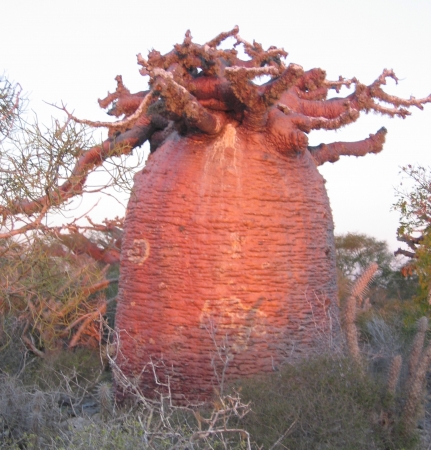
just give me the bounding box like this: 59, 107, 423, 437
0, 77, 22, 142
105, 327, 252, 448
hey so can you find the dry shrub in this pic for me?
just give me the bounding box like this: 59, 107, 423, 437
0, 236, 111, 355
0, 375, 63, 448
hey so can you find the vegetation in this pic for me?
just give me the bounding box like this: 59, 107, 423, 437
2, 28, 430, 399
335, 232, 418, 303
0, 249, 430, 449
1, 28, 431, 447
394, 165, 431, 311
1, 311, 430, 449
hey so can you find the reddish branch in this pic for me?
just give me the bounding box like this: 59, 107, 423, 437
2, 27, 430, 219
309, 127, 387, 166
1, 122, 155, 217
55, 232, 120, 265
40, 218, 123, 264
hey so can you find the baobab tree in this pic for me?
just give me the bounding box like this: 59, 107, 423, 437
1, 28, 430, 401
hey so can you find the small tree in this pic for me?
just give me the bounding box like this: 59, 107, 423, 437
394, 165, 431, 310
0, 76, 122, 355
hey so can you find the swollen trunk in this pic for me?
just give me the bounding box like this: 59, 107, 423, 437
116, 124, 338, 402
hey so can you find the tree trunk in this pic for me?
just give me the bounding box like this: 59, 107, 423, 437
116, 123, 338, 402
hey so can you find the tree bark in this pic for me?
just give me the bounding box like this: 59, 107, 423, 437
115, 123, 338, 401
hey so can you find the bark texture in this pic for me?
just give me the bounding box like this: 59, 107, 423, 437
116, 126, 337, 401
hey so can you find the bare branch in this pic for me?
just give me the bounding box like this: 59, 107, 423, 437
324, 75, 357, 93
394, 248, 417, 258
206, 25, 239, 48
309, 127, 387, 166
55, 231, 120, 265
1, 123, 153, 217
61, 92, 154, 132
234, 34, 287, 67
0, 205, 49, 239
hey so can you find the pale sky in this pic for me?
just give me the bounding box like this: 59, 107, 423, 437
1, 0, 430, 252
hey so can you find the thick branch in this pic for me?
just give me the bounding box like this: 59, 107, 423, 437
394, 248, 417, 258
396, 233, 423, 252
309, 127, 387, 165
262, 64, 304, 106
277, 102, 359, 133
98, 75, 130, 109
152, 69, 223, 135
56, 232, 120, 265
294, 94, 357, 120
224, 66, 277, 110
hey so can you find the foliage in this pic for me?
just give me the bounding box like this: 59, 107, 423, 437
236, 356, 398, 450
234, 281, 430, 449
0, 76, 23, 143
336, 233, 393, 280
394, 165, 431, 310
335, 232, 418, 303
0, 342, 252, 449
0, 31, 430, 447
0, 308, 430, 449
395, 165, 431, 237
0, 235, 114, 355
0, 77, 126, 357
413, 231, 431, 307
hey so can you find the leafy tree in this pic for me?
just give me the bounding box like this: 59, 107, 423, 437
336, 233, 393, 280
336, 232, 418, 303
394, 165, 431, 310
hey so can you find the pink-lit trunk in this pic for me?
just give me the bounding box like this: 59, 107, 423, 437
116, 123, 338, 401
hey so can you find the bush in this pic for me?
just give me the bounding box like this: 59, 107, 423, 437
235, 355, 398, 450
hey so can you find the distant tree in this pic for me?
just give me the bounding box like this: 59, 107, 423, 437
0, 76, 22, 142
394, 165, 431, 310
335, 232, 418, 303
336, 233, 393, 280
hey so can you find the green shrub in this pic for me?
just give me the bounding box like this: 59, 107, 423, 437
234, 355, 413, 450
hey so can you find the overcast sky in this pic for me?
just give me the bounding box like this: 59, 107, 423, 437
1, 0, 430, 252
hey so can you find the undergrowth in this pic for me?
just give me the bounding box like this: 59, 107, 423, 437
0, 272, 430, 448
